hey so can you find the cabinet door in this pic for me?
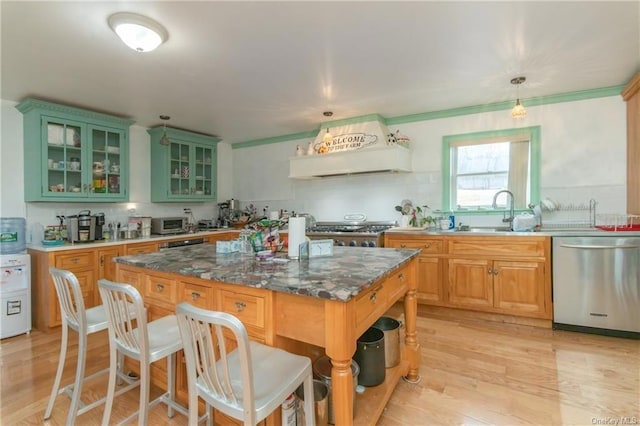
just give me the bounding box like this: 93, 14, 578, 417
50, 264, 96, 326
168, 140, 192, 198
97, 246, 121, 281
417, 256, 444, 304
447, 258, 493, 308
88, 125, 127, 199
493, 260, 546, 316
192, 144, 215, 199
41, 117, 86, 199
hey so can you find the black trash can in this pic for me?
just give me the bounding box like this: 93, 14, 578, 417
353, 327, 385, 386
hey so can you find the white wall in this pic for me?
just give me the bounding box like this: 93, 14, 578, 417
0, 99, 233, 241
1, 95, 626, 235
231, 95, 627, 225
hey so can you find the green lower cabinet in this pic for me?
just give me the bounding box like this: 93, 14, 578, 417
148, 126, 218, 202
17, 98, 133, 202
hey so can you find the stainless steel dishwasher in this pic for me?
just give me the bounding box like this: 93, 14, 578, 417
552, 235, 640, 338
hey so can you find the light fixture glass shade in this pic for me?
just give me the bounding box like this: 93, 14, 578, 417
322, 128, 333, 144
159, 115, 171, 145
159, 132, 170, 146
108, 12, 168, 52
511, 99, 527, 119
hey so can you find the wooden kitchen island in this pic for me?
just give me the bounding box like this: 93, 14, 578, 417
114, 245, 421, 426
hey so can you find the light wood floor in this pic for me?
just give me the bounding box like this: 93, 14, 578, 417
1, 305, 638, 425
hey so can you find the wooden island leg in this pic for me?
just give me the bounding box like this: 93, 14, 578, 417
325, 300, 357, 426
403, 285, 421, 383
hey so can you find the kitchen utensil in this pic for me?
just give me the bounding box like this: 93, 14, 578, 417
400, 199, 413, 215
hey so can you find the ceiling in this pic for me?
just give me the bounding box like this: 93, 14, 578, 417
2, 1, 639, 144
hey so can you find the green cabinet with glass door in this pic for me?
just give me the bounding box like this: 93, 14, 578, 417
148, 126, 218, 202
17, 98, 134, 202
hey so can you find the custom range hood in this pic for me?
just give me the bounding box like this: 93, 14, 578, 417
289, 115, 412, 179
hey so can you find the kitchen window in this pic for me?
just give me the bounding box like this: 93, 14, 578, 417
442, 126, 540, 212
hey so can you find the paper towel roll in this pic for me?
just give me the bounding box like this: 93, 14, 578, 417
288, 217, 306, 259
269, 211, 279, 220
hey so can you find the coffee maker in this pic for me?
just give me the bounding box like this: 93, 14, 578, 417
94, 212, 105, 240
65, 210, 96, 243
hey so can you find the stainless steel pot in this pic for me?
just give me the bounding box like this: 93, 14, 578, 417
119, 229, 139, 239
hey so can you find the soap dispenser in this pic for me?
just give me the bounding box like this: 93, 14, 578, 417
307, 142, 315, 156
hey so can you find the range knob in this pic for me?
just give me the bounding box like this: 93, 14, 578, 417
368, 241, 377, 247
360, 241, 368, 247
348, 240, 357, 247
336, 241, 346, 247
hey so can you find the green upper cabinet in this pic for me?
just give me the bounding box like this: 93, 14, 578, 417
16, 98, 134, 202
148, 126, 218, 202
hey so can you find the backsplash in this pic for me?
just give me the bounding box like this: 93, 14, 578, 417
25, 202, 218, 243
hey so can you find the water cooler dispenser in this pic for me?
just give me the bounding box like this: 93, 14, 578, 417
0, 217, 31, 339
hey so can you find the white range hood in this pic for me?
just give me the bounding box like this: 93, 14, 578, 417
289, 117, 412, 179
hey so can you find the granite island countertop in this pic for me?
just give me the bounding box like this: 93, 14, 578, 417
114, 245, 420, 302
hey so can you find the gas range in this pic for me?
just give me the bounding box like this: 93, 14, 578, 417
306, 220, 397, 247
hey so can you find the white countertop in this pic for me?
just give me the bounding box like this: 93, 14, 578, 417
27, 229, 239, 252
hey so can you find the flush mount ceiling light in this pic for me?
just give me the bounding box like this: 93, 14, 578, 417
159, 115, 171, 145
510, 76, 527, 119
322, 111, 334, 143
108, 12, 168, 53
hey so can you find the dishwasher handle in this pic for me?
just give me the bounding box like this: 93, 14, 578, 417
559, 244, 639, 250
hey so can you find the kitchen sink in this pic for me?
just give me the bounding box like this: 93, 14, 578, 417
454, 226, 513, 233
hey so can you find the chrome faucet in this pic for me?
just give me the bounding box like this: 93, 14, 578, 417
492, 190, 515, 228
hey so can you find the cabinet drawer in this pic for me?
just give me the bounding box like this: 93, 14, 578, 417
55, 251, 94, 269
220, 290, 265, 330
389, 239, 443, 254
355, 282, 391, 329
144, 274, 177, 305
448, 237, 546, 257
385, 264, 410, 303
181, 282, 214, 309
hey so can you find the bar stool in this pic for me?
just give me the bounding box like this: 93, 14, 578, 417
176, 301, 315, 426
45, 268, 137, 425
98, 279, 188, 425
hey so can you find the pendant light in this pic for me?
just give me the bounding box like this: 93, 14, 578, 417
159, 115, 171, 146
510, 76, 527, 119
108, 12, 168, 53
322, 111, 334, 143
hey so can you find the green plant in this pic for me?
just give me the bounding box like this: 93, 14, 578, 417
410, 205, 432, 227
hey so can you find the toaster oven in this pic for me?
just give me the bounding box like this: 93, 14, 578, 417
151, 217, 187, 235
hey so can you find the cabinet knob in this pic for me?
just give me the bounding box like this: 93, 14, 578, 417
487, 268, 493, 275
424, 244, 431, 249
235, 301, 246, 312
370, 285, 383, 303
400, 244, 407, 248
191, 292, 200, 301
398, 272, 405, 281
156, 283, 165, 292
